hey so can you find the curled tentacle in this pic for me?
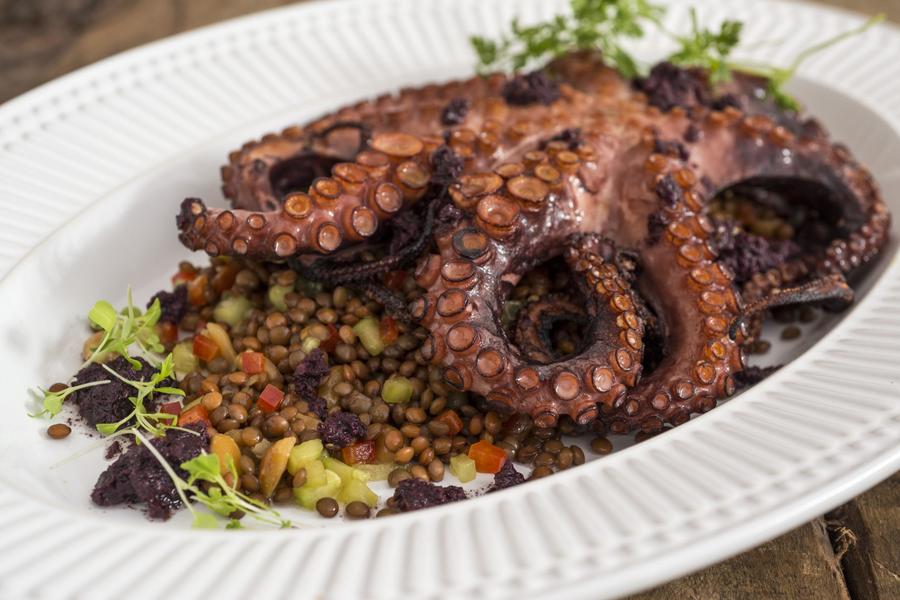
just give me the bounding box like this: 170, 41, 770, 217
178, 132, 439, 258
412, 225, 644, 427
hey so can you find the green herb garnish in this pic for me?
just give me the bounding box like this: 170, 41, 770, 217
96, 353, 184, 436
29, 380, 110, 418
471, 0, 884, 109
86, 288, 163, 368
471, 0, 664, 78
131, 429, 291, 529
668, 8, 742, 84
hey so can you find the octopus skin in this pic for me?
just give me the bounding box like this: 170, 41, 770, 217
176, 52, 890, 433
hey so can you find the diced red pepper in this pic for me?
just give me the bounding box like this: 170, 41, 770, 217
257, 384, 284, 413
468, 440, 507, 474
435, 409, 463, 436
178, 404, 210, 427
171, 266, 197, 286
383, 270, 407, 291
341, 440, 376, 465
187, 273, 208, 307
211, 262, 239, 293
159, 321, 179, 344
160, 401, 182, 416
192, 334, 219, 362
241, 351, 265, 375
379, 316, 399, 346
320, 324, 339, 353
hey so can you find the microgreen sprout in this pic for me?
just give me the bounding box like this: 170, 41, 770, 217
130, 429, 291, 529
96, 353, 184, 437
86, 287, 164, 368
29, 380, 110, 418
471, 0, 884, 109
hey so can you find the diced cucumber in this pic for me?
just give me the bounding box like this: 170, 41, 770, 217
213, 295, 251, 328
293, 469, 341, 510
352, 317, 384, 356
322, 456, 365, 483
287, 439, 325, 475
267, 285, 293, 311
450, 454, 476, 483
381, 375, 413, 404
336, 478, 378, 508
353, 463, 396, 481
172, 342, 198, 375
301, 459, 326, 488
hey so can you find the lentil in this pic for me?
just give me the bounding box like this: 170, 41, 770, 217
345, 501, 371, 519
316, 497, 339, 518
591, 436, 613, 455
47, 423, 71, 439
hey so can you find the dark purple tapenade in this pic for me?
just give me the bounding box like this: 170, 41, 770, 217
391, 478, 467, 512
72, 356, 167, 428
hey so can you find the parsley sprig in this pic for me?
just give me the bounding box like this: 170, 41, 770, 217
86, 288, 163, 368
668, 8, 742, 84
471, 0, 884, 109
472, 0, 663, 78
97, 353, 184, 437
132, 429, 291, 529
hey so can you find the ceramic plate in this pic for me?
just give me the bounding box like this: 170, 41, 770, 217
0, 0, 898, 598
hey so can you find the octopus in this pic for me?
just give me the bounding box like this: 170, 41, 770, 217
176, 52, 890, 434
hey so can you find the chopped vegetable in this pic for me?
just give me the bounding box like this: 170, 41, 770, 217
267, 284, 292, 311
159, 400, 182, 416
213, 295, 251, 328
210, 434, 241, 476
171, 265, 197, 286
336, 478, 378, 508
301, 336, 321, 353
240, 351, 265, 374
352, 317, 384, 356
158, 322, 178, 345
293, 468, 341, 510
178, 404, 210, 428
205, 322, 236, 363
192, 334, 219, 362
258, 436, 296, 497
468, 440, 507, 474
172, 341, 198, 374
379, 316, 399, 345
322, 456, 358, 482
288, 439, 325, 475
210, 261, 239, 293
187, 273, 208, 306
257, 384, 284, 413
341, 439, 376, 465
353, 463, 396, 481
435, 409, 463, 435
450, 454, 477, 483
381, 375, 413, 404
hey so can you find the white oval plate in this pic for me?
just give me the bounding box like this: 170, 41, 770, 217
1, 0, 898, 598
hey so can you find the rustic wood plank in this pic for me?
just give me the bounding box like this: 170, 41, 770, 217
629, 518, 850, 599
827, 473, 900, 600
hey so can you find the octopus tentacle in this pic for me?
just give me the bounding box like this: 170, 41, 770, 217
178, 132, 440, 258
412, 225, 644, 427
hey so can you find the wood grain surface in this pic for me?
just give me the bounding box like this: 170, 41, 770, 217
0, 1, 897, 598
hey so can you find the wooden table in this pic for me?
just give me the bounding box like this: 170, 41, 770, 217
1, 1, 897, 598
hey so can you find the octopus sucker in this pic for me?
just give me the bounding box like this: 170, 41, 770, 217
176, 51, 890, 433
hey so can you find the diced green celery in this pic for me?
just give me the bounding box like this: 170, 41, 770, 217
352, 317, 384, 356
267, 285, 293, 311
381, 375, 413, 404
172, 342, 199, 374
353, 463, 395, 481
302, 459, 326, 487
301, 337, 321, 353
287, 439, 325, 475
450, 454, 476, 483
322, 456, 358, 483
293, 469, 341, 510
213, 295, 251, 328
336, 478, 378, 508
